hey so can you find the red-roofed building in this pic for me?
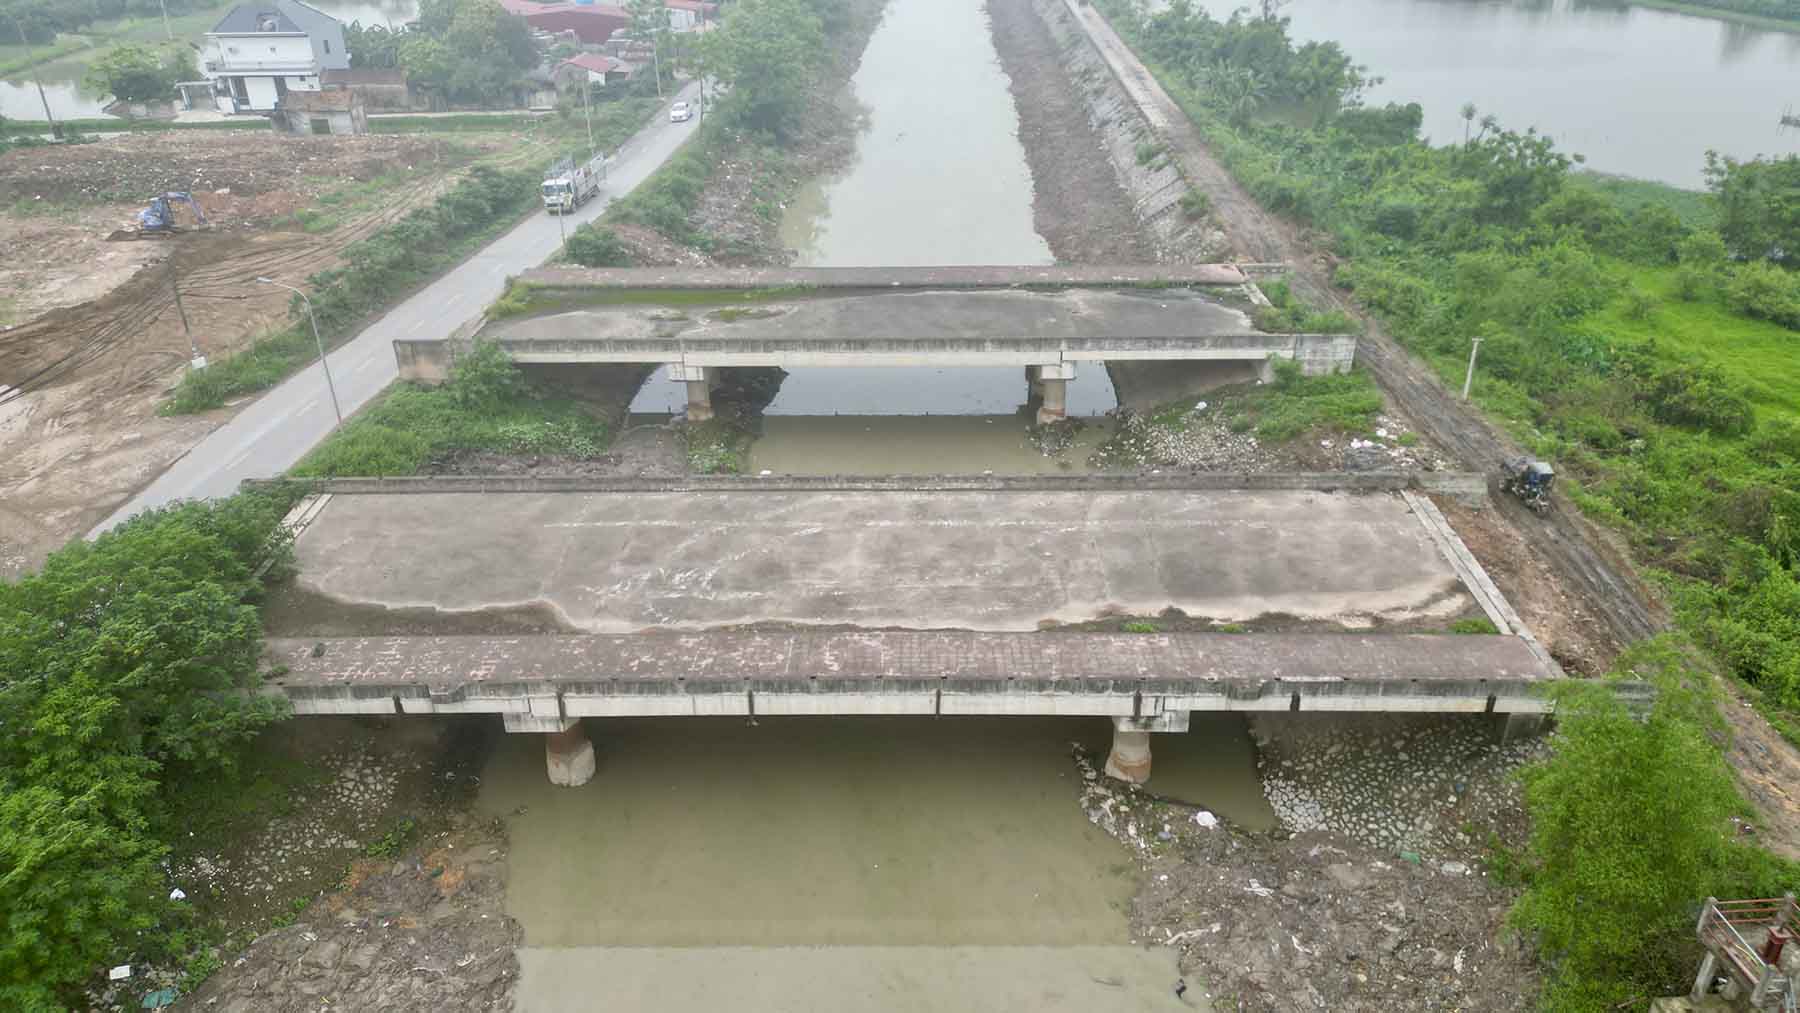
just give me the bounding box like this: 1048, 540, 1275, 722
496, 0, 629, 43
556, 52, 633, 89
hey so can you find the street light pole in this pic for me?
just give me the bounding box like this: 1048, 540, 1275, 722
158, 0, 173, 41
257, 277, 343, 423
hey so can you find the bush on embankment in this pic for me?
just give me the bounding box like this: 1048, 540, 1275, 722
0, 491, 297, 1008
1512, 640, 1800, 1009
164, 166, 539, 415
563, 0, 871, 259
291, 341, 610, 476
1088, 2, 1800, 1004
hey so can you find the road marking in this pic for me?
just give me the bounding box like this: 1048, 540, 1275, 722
226, 449, 253, 470
354, 358, 381, 374
299, 397, 319, 414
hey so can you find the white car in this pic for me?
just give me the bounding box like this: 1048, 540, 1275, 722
669, 101, 693, 123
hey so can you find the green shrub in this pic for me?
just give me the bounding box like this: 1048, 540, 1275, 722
565, 224, 634, 267
1135, 140, 1163, 165
1179, 189, 1210, 220
1513, 641, 1799, 1009
1448, 617, 1499, 634
0, 492, 296, 1006
1724, 260, 1800, 329
1122, 620, 1160, 633
293, 342, 609, 477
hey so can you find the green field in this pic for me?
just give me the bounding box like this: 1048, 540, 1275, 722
1591, 262, 1800, 417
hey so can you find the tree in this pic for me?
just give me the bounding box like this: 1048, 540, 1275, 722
1511, 643, 1795, 1008
1704, 151, 1800, 267
402, 0, 539, 106
0, 493, 293, 1005
345, 21, 402, 68
82, 44, 195, 103
701, 0, 825, 135
1459, 101, 1476, 144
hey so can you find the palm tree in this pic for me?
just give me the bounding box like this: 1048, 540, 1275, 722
1460, 102, 1477, 145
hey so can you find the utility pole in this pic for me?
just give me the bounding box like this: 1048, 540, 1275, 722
580, 70, 594, 153
13, 18, 60, 138
1462, 336, 1483, 401
170, 266, 203, 369
158, 0, 173, 41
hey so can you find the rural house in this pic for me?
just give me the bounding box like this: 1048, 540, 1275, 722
202, 0, 350, 114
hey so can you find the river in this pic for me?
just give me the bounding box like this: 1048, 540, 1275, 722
1193, 0, 1800, 188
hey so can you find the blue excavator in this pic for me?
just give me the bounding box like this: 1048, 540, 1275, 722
107, 192, 207, 241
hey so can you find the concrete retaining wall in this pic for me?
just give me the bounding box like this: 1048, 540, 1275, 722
249, 470, 1487, 503
1027, 0, 1227, 263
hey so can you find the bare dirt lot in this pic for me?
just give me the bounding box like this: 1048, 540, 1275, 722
0, 132, 510, 579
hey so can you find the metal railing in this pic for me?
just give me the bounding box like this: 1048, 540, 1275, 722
1698, 896, 1800, 1009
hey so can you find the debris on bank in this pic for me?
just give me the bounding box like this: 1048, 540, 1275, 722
1071, 718, 1542, 1012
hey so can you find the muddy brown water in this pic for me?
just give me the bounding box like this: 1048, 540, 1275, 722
482, 717, 1260, 1010
486, 0, 1261, 1002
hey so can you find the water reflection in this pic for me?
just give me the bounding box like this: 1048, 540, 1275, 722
1199, 0, 1800, 185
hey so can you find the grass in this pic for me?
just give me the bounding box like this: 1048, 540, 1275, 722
685, 417, 749, 474
1215, 363, 1385, 442
292, 381, 611, 477
1575, 173, 1716, 228
1587, 261, 1800, 417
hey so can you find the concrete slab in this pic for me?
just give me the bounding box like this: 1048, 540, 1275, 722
289, 489, 1470, 633
519, 263, 1249, 289
488, 288, 1260, 346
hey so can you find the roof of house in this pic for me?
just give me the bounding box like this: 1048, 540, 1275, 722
211, 0, 343, 35
212, 5, 304, 33
562, 53, 625, 75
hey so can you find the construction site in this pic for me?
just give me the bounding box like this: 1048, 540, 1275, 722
0, 129, 545, 578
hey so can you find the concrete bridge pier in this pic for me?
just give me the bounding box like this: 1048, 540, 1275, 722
503, 713, 596, 787
668, 364, 714, 422
1033, 362, 1076, 426
1104, 711, 1191, 784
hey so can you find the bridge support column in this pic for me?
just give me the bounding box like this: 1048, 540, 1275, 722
1034, 362, 1075, 426
1104, 711, 1190, 784
503, 713, 595, 787
668, 363, 714, 422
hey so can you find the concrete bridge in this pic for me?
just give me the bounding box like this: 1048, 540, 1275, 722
393, 265, 1355, 423
256, 475, 1595, 787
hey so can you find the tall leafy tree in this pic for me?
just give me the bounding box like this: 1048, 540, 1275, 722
700, 0, 825, 135
1705, 151, 1800, 267
403, 0, 539, 105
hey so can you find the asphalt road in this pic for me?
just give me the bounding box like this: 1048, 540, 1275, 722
91, 83, 703, 536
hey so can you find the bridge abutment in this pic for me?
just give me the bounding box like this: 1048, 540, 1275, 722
1104, 711, 1190, 784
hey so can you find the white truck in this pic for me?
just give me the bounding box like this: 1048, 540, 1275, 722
541, 153, 606, 214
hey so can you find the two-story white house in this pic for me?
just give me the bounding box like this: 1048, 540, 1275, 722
202, 0, 350, 114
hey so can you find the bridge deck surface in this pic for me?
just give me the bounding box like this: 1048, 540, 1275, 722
519, 264, 1250, 290
286, 489, 1473, 634
266, 631, 1555, 688
481, 288, 1268, 350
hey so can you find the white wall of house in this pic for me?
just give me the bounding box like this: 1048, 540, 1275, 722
208, 33, 316, 75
